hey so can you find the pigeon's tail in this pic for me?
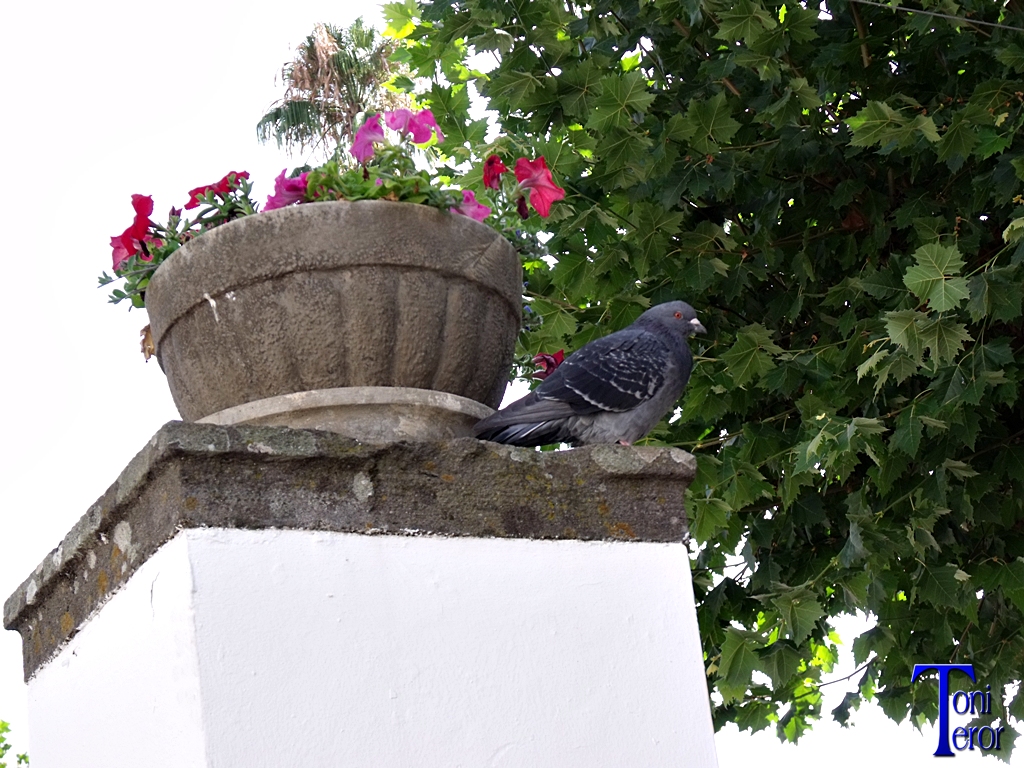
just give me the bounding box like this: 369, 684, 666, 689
474, 418, 575, 447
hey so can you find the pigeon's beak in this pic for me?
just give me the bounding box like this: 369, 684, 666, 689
690, 317, 707, 335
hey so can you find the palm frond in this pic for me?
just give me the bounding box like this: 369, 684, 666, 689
257, 19, 412, 160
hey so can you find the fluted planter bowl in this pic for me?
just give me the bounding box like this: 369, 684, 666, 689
145, 200, 522, 429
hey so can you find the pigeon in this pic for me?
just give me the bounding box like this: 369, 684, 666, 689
474, 301, 706, 447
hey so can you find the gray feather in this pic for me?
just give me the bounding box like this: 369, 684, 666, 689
474, 301, 706, 447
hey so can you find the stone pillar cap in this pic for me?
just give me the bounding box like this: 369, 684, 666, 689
4, 421, 695, 679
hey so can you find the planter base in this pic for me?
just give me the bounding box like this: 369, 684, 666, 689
196, 386, 494, 443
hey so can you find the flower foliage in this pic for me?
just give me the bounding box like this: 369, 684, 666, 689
101, 105, 565, 312
185, 171, 251, 210
308, 107, 565, 230
98, 173, 258, 308
391, 0, 1024, 750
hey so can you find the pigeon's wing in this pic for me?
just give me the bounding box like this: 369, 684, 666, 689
535, 329, 671, 414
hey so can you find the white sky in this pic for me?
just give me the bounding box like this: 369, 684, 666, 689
0, 1, 1015, 764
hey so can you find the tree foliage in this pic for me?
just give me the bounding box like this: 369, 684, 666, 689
387, 0, 1024, 748
257, 20, 411, 162
0, 721, 27, 767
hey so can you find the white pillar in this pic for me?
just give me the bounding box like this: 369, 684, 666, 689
5, 423, 718, 767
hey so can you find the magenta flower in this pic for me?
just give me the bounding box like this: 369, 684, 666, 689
483, 155, 509, 190
264, 169, 310, 211
450, 189, 491, 222
110, 236, 131, 271
385, 109, 445, 145
185, 171, 250, 210
533, 350, 565, 380
351, 114, 385, 163
111, 194, 155, 270
514, 157, 566, 218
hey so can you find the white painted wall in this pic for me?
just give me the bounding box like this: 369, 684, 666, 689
27, 529, 718, 768
28, 534, 208, 766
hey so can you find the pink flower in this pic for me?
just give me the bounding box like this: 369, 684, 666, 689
264, 169, 310, 211
351, 114, 385, 163
514, 157, 566, 218
185, 171, 249, 210
533, 350, 565, 380
385, 109, 444, 144
483, 155, 509, 190
110, 236, 131, 271
450, 189, 491, 222
111, 194, 155, 270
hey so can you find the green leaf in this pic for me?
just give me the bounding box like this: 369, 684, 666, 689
558, 61, 604, 118
486, 69, 544, 104
937, 106, 985, 161
718, 628, 761, 703
468, 28, 515, 54
595, 128, 654, 188
782, 6, 819, 42
839, 519, 869, 566
680, 93, 741, 154
721, 324, 783, 387
715, 0, 778, 43
628, 203, 684, 279
969, 80, 1016, 112
884, 310, 927, 360
833, 691, 862, 727
734, 50, 783, 82
902, 242, 969, 312
973, 127, 1012, 159
919, 317, 973, 363
691, 496, 731, 543
585, 71, 656, 132
856, 347, 890, 382
1005, 217, 1024, 245
1012, 157, 1024, 182
889, 407, 922, 456
759, 642, 804, 687
773, 589, 825, 643
996, 44, 1024, 73
383, 0, 419, 38
918, 564, 964, 608
846, 101, 933, 149
942, 459, 979, 479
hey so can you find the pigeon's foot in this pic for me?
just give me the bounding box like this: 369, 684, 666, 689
617, 440, 632, 446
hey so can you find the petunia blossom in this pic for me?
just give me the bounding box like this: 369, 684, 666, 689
111, 194, 155, 270
185, 171, 250, 210
450, 189, 491, 222
483, 155, 509, 190
514, 156, 566, 218
385, 109, 444, 145
264, 169, 310, 211
532, 350, 565, 380
351, 114, 385, 163
110, 236, 131, 271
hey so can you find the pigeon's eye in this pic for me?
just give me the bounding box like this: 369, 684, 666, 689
674, 311, 682, 319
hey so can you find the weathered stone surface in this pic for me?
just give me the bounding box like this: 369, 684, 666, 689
4, 421, 695, 681
198, 386, 493, 443
145, 201, 522, 420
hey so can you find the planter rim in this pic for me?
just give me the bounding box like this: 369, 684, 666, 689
198, 386, 494, 424
196, 386, 495, 443
145, 200, 520, 348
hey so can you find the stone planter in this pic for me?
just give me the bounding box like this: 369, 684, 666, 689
145, 201, 521, 439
